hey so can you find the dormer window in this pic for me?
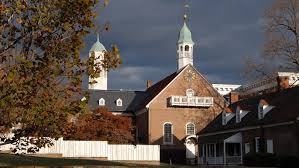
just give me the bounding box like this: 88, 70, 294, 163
81, 97, 87, 102
236, 107, 241, 123
236, 106, 249, 123
222, 110, 235, 125
258, 104, 264, 119
258, 99, 274, 119
116, 98, 122, 107
99, 98, 105, 106
222, 112, 227, 125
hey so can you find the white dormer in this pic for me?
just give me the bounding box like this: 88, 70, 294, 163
236, 106, 249, 123
99, 98, 105, 106
81, 97, 87, 101
116, 98, 122, 107
222, 110, 235, 125
258, 100, 274, 119
222, 112, 226, 125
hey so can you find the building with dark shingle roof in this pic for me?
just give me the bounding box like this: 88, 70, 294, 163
87, 14, 227, 164
88, 90, 148, 115
197, 86, 299, 165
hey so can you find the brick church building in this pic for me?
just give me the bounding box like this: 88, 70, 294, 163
87, 14, 226, 163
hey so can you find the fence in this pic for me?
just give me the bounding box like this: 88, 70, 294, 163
0, 138, 160, 161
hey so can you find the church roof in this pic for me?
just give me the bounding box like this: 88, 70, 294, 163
178, 22, 194, 44
87, 65, 226, 114
90, 36, 106, 52
88, 90, 148, 113
137, 70, 179, 110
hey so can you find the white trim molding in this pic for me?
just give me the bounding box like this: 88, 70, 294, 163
186, 122, 195, 135
163, 122, 173, 145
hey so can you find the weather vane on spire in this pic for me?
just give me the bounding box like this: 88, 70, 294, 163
95, 25, 100, 42
183, 1, 190, 22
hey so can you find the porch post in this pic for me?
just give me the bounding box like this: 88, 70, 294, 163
214, 143, 216, 164
223, 141, 226, 165
205, 144, 208, 164
202, 144, 205, 164
240, 142, 243, 164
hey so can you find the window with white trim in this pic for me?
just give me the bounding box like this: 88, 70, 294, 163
245, 143, 250, 154
163, 123, 173, 144
255, 137, 260, 153
266, 139, 273, 153
99, 98, 105, 106
186, 123, 195, 135
186, 89, 194, 97
116, 98, 122, 107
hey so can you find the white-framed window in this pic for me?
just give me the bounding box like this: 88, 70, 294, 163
186, 89, 194, 97
186, 122, 195, 135
163, 122, 173, 144
255, 137, 260, 153
266, 139, 273, 153
116, 98, 122, 107
99, 98, 105, 106
245, 143, 250, 154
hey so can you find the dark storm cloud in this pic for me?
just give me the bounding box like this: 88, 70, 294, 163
81, 0, 274, 90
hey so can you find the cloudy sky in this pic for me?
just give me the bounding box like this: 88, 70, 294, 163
81, 0, 274, 91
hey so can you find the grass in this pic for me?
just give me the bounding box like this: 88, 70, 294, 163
0, 153, 195, 167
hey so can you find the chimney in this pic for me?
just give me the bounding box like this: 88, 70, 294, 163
147, 80, 153, 89
277, 76, 289, 91
230, 92, 239, 104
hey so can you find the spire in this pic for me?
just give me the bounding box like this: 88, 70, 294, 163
96, 32, 100, 42
90, 33, 106, 52
178, 21, 194, 44
177, 1, 194, 70
178, 3, 194, 44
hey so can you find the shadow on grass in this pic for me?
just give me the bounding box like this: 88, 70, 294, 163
0, 153, 200, 167
0, 153, 159, 167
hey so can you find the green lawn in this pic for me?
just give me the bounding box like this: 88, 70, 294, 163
0, 153, 194, 167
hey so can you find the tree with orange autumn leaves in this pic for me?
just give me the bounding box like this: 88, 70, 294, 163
66, 107, 134, 144
0, 0, 121, 152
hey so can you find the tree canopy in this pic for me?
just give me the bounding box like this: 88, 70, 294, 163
244, 0, 299, 79
0, 0, 121, 152
66, 107, 134, 144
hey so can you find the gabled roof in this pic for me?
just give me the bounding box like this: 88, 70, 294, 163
137, 64, 226, 110
199, 86, 299, 135
88, 90, 148, 113
137, 69, 180, 110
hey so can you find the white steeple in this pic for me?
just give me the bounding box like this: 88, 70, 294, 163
88, 34, 107, 90
177, 13, 194, 70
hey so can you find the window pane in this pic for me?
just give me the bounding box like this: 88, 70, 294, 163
186, 123, 195, 135
164, 123, 172, 143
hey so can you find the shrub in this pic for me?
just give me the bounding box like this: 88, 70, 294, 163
243, 153, 299, 168
278, 155, 299, 168
243, 153, 278, 167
